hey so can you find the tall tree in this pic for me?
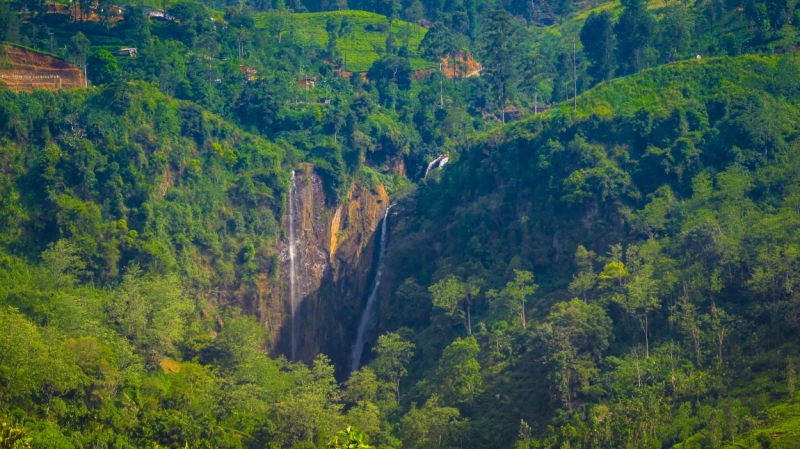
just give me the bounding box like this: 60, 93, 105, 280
326, 16, 341, 60
657, 5, 693, 63
479, 8, 523, 123
489, 270, 537, 329
580, 10, 616, 84
68, 32, 90, 70
614, 0, 655, 74
429, 275, 482, 335
766, 0, 794, 29
125, 5, 151, 49
437, 336, 482, 405
372, 332, 415, 400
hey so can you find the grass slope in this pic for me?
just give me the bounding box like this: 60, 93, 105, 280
511, 54, 780, 123
254, 10, 435, 72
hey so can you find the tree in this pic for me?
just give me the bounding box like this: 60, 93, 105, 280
580, 10, 616, 84
766, 0, 794, 29
489, 270, 537, 329
437, 336, 482, 405
344, 368, 379, 405
614, 0, 655, 74
398, 397, 463, 449
612, 248, 659, 358
169, 0, 207, 25
0, 421, 32, 449
88, 49, 122, 86
372, 332, 414, 400
630, 186, 675, 239
429, 276, 482, 335
270, 10, 290, 42
657, 5, 693, 63
515, 420, 533, 449
367, 55, 413, 90
68, 32, 91, 70
326, 17, 341, 60
479, 8, 523, 123
108, 266, 193, 357
0, 2, 20, 43
532, 299, 613, 409
327, 426, 370, 449
569, 245, 597, 301
40, 239, 85, 291
598, 244, 628, 288
125, 5, 151, 49
419, 22, 452, 59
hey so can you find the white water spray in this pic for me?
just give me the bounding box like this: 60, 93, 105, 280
288, 170, 299, 362
351, 206, 391, 372
424, 154, 449, 178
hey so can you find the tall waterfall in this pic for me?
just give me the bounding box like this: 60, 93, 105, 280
288, 170, 299, 362
351, 206, 391, 372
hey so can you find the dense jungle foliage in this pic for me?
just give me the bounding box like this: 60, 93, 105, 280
2, 0, 800, 445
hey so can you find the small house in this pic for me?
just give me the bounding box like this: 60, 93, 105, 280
117, 47, 138, 57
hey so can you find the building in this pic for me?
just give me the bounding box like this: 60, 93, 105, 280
117, 48, 138, 57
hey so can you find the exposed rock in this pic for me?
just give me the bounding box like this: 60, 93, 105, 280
257, 163, 389, 372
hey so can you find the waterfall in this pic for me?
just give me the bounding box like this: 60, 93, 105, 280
351, 206, 391, 372
288, 170, 299, 362
424, 154, 449, 178
424, 155, 444, 178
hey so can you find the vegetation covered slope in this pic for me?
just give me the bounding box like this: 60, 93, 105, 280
371, 52, 800, 448
0, 82, 289, 290
253, 10, 434, 72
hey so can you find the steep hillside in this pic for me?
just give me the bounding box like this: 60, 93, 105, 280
372, 53, 800, 447
0, 81, 389, 359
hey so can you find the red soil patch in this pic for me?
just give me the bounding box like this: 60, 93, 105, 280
413, 52, 482, 80
0, 44, 85, 92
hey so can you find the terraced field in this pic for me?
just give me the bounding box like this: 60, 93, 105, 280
0, 44, 85, 91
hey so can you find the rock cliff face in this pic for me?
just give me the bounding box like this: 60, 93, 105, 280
257, 164, 389, 371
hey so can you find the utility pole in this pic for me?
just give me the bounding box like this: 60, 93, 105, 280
572, 36, 577, 113
439, 61, 444, 108
49, 32, 54, 54
534, 89, 537, 115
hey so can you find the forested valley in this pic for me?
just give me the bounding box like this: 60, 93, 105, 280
1, 0, 800, 447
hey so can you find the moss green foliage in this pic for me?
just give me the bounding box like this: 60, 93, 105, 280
378, 52, 800, 447
253, 10, 434, 72
5, 0, 800, 445
0, 83, 287, 289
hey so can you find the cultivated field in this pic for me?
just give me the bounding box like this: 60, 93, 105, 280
253, 10, 436, 72
0, 44, 85, 91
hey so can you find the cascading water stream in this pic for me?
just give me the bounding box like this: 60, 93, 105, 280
288, 170, 299, 362
351, 206, 391, 372
424, 154, 449, 178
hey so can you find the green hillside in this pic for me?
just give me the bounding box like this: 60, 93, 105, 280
253, 10, 435, 72
4, 0, 800, 444
379, 52, 800, 447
